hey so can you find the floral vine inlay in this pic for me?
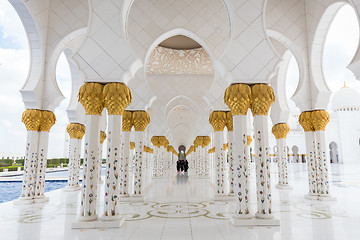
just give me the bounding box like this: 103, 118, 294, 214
146, 46, 213, 75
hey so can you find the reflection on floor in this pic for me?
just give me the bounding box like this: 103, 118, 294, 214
0, 163, 359, 240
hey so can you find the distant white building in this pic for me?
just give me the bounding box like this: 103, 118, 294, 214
273, 85, 360, 164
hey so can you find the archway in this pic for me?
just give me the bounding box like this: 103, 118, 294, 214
292, 145, 299, 163
329, 142, 340, 163
323, 4, 360, 91
144, 34, 214, 148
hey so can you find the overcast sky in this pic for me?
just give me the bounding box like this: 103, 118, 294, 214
0, 1, 359, 158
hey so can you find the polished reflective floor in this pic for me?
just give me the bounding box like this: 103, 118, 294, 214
0, 163, 359, 240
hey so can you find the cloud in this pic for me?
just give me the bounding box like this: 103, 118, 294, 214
0, 1, 28, 49
323, 5, 360, 93
0, 3, 72, 158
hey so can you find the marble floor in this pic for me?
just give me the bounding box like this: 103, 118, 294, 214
0, 163, 360, 240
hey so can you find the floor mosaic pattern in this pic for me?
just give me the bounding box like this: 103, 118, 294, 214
0, 163, 359, 240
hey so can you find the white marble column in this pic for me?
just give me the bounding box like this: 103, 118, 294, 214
18, 110, 56, 204
204, 144, 210, 177
315, 131, 330, 195
132, 111, 149, 197
34, 131, 50, 202
120, 131, 131, 196
250, 84, 275, 219
98, 131, 106, 184
224, 83, 253, 220
227, 127, 235, 195
20, 130, 39, 201
247, 136, 252, 176
272, 123, 291, 189
103, 110, 123, 220
233, 115, 250, 217
195, 145, 201, 176
65, 123, 85, 191
209, 111, 227, 198
152, 146, 159, 177
299, 111, 318, 197
80, 114, 101, 221
17, 109, 42, 204
120, 111, 132, 197
215, 131, 225, 195
133, 131, 144, 196
77, 82, 104, 222
312, 110, 332, 200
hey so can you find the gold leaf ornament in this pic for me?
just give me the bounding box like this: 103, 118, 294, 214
250, 84, 275, 116
21, 109, 42, 131
311, 110, 329, 131
224, 83, 251, 115
122, 111, 133, 131
271, 123, 290, 139
67, 123, 85, 139
133, 111, 150, 131
103, 83, 132, 115
78, 82, 105, 115
209, 111, 227, 131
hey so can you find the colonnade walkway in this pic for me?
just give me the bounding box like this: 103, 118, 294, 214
0, 163, 359, 240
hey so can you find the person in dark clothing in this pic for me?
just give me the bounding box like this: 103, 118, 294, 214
176, 160, 181, 172
184, 160, 189, 172
177, 160, 184, 172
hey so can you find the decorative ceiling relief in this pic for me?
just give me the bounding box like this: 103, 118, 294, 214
146, 46, 213, 75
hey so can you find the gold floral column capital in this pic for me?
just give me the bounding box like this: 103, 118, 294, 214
250, 84, 275, 116
167, 145, 174, 153
299, 111, 314, 132
272, 123, 290, 139
130, 142, 135, 150
224, 83, 251, 115
39, 110, 56, 132
311, 110, 329, 131
21, 109, 42, 131
78, 82, 105, 115
209, 111, 227, 131
208, 147, 215, 153
151, 136, 161, 147
103, 82, 132, 115
247, 136, 252, 146
194, 136, 202, 148
133, 111, 150, 131
67, 123, 85, 139
122, 110, 133, 131
100, 131, 107, 144
157, 136, 169, 147
203, 136, 211, 146
225, 111, 233, 131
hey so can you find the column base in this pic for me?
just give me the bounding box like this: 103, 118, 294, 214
127, 195, 145, 202
63, 186, 81, 192
153, 176, 167, 179
305, 193, 336, 201
275, 184, 293, 190
228, 192, 235, 196
255, 212, 275, 219
13, 197, 35, 205
101, 215, 124, 221
196, 175, 209, 179
231, 214, 280, 226
304, 193, 318, 200
76, 214, 99, 223
213, 194, 235, 201
72, 216, 124, 229
318, 194, 336, 201
33, 196, 49, 204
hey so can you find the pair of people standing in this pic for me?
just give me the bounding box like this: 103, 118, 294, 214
176, 146, 188, 173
